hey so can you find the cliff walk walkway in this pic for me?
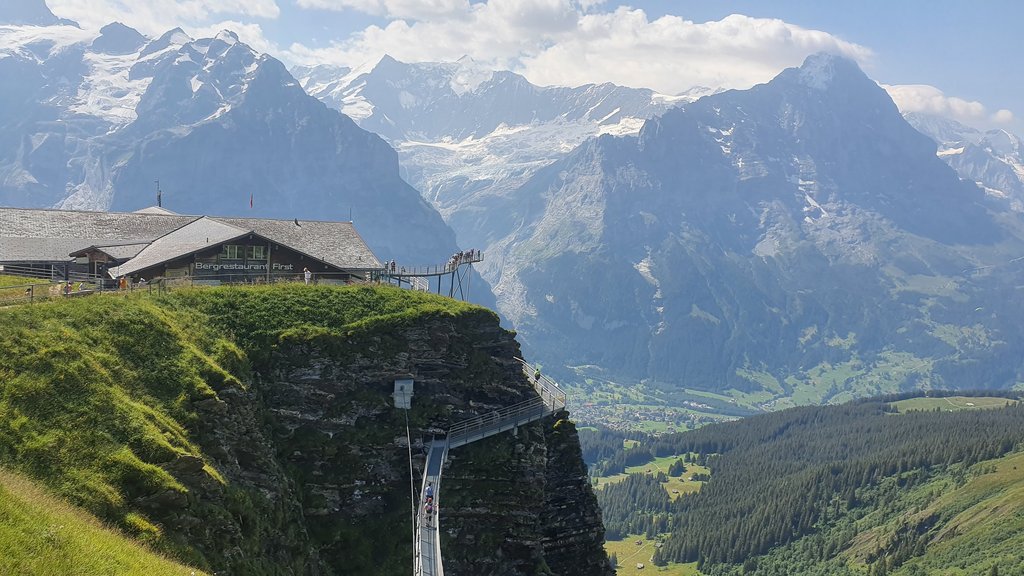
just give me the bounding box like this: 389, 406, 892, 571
383, 251, 482, 300
413, 358, 567, 576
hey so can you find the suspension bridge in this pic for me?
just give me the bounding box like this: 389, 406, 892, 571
411, 358, 567, 576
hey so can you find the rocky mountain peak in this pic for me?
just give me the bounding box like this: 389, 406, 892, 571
139, 27, 192, 59
90, 22, 146, 55
983, 128, 1021, 156
904, 112, 982, 145
0, 0, 77, 27
794, 51, 864, 90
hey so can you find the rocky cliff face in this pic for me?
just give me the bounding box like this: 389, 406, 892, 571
253, 309, 610, 576
151, 298, 609, 575
0, 286, 607, 575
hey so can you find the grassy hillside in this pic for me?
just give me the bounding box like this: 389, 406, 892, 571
891, 395, 1017, 412
0, 284, 483, 571
844, 449, 1024, 574
0, 468, 206, 575
583, 394, 1024, 575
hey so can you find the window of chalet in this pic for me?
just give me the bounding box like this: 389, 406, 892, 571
247, 245, 267, 260
221, 245, 243, 260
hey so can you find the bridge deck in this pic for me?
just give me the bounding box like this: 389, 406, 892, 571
412, 358, 565, 576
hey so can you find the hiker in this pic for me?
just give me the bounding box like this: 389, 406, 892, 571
303, 267, 311, 285
425, 483, 433, 499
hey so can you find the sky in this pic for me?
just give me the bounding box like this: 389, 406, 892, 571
44, 0, 1022, 134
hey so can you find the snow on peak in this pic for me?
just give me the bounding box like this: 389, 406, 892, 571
214, 30, 239, 45
0, 23, 92, 62
798, 53, 840, 90
450, 56, 493, 96
139, 27, 192, 59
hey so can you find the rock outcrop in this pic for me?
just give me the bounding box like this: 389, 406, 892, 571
252, 309, 611, 576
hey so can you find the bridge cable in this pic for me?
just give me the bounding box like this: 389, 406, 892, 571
404, 407, 418, 572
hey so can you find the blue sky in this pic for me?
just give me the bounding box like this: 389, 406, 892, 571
46, 0, 1021, 133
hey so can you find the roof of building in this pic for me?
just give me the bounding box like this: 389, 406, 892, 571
219, 217, 380, 270
69, 241, 155, 261
0, 207, 195, 262
0, 207, 381, 275
109, 217, 250, 278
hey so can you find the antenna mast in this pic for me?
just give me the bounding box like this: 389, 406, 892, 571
155, 179, 162, 208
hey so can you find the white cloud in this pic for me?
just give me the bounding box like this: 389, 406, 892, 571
285, 3, 872, 95
883, 84, 1016, 128
191, 21, 278, 55
992, 109, 1015, 124
295, 0, 469, 19
521, 11, 872, 93
47, 0, 281, 35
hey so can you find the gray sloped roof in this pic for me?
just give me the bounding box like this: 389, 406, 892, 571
220, 217, 381, 270
69, 241, 151, 260
133, 206, 179, 215
109, 217, 249, 278
0, 207, 195, 262
1, 207, 381, 275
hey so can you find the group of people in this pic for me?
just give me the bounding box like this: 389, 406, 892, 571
445, 249, 479, 272
423, 482, 435, 526
59, 280, 93, 295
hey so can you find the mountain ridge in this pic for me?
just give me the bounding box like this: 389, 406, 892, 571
492, 53, 1024, 403
0, 17, 496, 309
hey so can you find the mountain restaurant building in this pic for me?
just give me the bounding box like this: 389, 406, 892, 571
0, 206, 381, 284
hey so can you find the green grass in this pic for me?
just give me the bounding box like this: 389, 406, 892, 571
891, 395, 1018, 413
0, 293, 236, 564
0, 275, 58, 305
843, 450, 1024, 574
605, 534, 700, 576
0, 467, 206, 575
595, 455, 709, 500
0, 283, 485, 569
162, 283, 485, 362
0, 274, 36, 287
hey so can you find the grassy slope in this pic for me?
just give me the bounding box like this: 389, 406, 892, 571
608, 534, 699, 576
852, 450, 1024, 575
0, 293, 229, 559
0, 275, 34, 287
736, 453, 1024, 575
0, 284, 481, 569
595, 455, 709, 500
598, 454, 709, 576
0, 468, 206, 576
891, 395, 1018, 412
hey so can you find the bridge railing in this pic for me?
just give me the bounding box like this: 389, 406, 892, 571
446, 396, 549, 449
515, 357, 567, 411
445, 359, 567, 449
385, 253, 484, 278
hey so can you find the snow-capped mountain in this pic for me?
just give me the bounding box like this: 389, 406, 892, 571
0, 5, 493, 308
485, 53, 1024, 400
293, 56, 690, 212
905, 112, 1024, 210
1, 0, 77, 27
293, 55, 697, 293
